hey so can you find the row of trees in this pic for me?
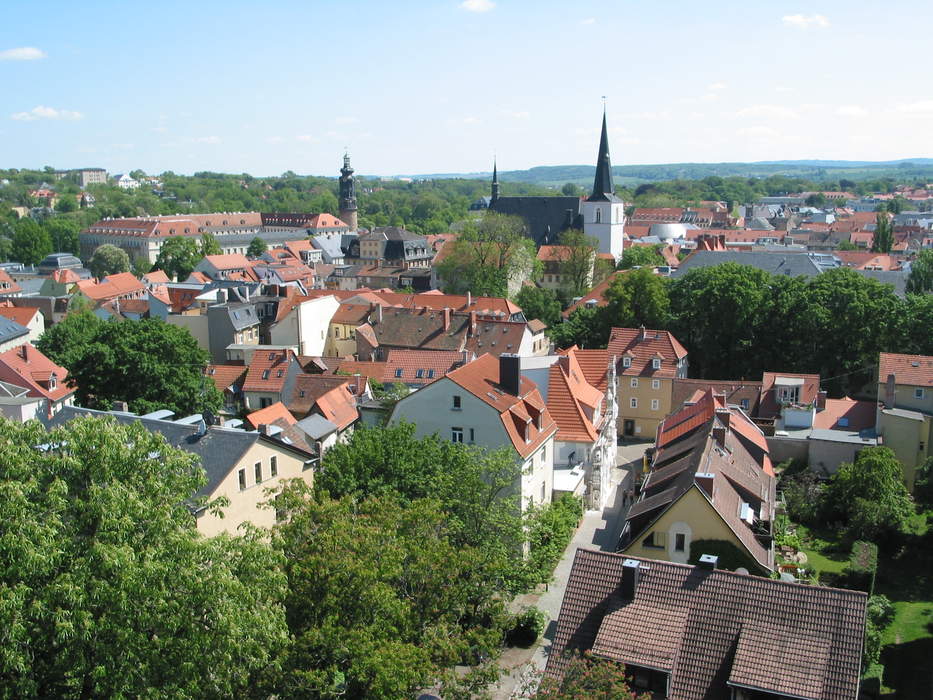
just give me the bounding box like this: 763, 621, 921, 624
550, 263, 933, 396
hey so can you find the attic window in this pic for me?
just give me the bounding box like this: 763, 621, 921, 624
276, 369, 284, 378
416, 369, 424, 378
261, 370, 270, 380
268, 353, 275, 360
652, 358, 661, 369
427, 369, 435, 378
622, 357, 631, 368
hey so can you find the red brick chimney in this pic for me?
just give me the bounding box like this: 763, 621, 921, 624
469, 310, 477, 336
443, 307, 451, 331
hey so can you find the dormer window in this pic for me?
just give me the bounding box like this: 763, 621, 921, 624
652, 358, 661, 370
261, 370, 270, 380
622, 357, 632, 368
49, 374, 57, 389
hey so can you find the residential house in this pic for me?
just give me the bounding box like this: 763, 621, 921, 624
545, 550, 866, 699
608, 326, 689, 439
671, 378, 762, 417
0, 343, 75, 416
112, 173, 140, 190
241, 349, 304, 410
672, 250, 822, 279
0, 316, 30, 353
285, 374, 360, 453
39, 268, 84, 296
521, 347, 618, 509
618, 389, 776, 573
0, 379, 47, 422
324, 303, 372, 356
0, 269, 23, 298
205, 364, 248, 415
382, 349, 466, 388
389, 353, 557, 510
261, 293, 339, 356
193, 254, 259, 282
536, 244, 595, 293
877, 352, 933, 489
46, 406, 315, 536
72, 272, 146, 307
168, 292, 261, 364
357, 227, 432, 268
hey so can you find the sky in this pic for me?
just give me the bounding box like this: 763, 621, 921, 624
1, 0, 932, 177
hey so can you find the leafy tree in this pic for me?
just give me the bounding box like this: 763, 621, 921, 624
805, 193, 827, 207
200, 232, 222, 256
131, 257, 153, 277
516, 285, 562, 327
530, 652, 645, 699
871, 213, 893, 253
554, 229, 598, 298
273, 489, 505, 699
0, 416, 289, 698
548, 305, 608, 350
603, 268, 670, 329
247, 236, 268, 258
89, 243, 131, 278
152, 236, 202, 281
836, 239, 858, 251
863, 594, 896, 670
821, 447, 914, 543
54, 193, 77, 213
906, 249, 933, 294
10, 217, 53, 265
44, 217, 80, 255
912, 456, 933, 509
560, 182, 581, 196
37, 314, 221, 416
617, 244, 664, 270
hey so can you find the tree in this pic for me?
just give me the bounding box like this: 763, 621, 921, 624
44, 217, 80, 255
530, 652, 645, 699
37, 313, 222, 416
10, 217, 53, 265
603, 268, 670, 329
821, 447, 914, 543
554, 229, 598, 298
89, 244, 131, 278
548, 305, 609, 350
805, 193, 827, 208
871, 213, 893, 253
200, 232, 222, 256
836, 240, 858, 251
516, 285, 562, 327
273, 489, 505, 699
617, 244, 664, 270
862, 594, 895, 670
906, 249, 933, 294
152, 236, 202, 281
560, 182, 581, 196
247, 236, 268, 258
0, 416, 288, 698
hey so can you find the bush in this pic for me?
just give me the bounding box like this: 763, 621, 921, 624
506, 606, 547, 647
525, 494, 584, 585
845, 540, 878, 594
863, 594, 895, 670
782, 471, 824, 526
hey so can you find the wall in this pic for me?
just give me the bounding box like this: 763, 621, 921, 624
890, 383, 933, 414
195, 440, 312, 537
617, 375, 672, 439
323, 322, 358, 357
807, 438, 869, 477
879, 411, 931, 489
295, 295, 339, 356
0, 397, 44, 422
167, 314, 210, 355
765, 435, 809, 465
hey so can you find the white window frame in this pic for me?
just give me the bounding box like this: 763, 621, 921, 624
270, 456, 278, 478
651, 399, 659, 411
254, 461, 262, 483
451, 427, 463, 443
238, 468, 247, 491
915, 387, 925, 399
652, 358, 661, 370
630, 377, 638, 388
630, 397, 638, 409
622, 357, 632, 368
652, 379, 660, 390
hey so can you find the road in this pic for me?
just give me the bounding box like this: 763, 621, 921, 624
491, 442, 651, 699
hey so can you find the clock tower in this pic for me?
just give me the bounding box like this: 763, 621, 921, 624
338, 152, 358, 232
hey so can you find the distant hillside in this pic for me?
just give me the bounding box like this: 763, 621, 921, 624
408, 159, 933, 188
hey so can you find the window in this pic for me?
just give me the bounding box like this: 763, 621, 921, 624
452, 395, 461, 409
276, 369, 284, 378
915, 387, 925, 399
427, 369, 435, 378
675, 533, 686, 552
275, 494, 286, 523
740, 398, 750, 410
630, 397, 638, 409
416, 369, 424, 378
238, 468, 247, 491
651, 399, 659, 411
652, 379, 660, 390
394, 368, 403, 378
630, 377, 638, 388
49, 375, 56, 389
261, 370, 270, 380
469, 428, 475, 442
652, 358, 661, 370
541, 482, 546, 502
270, 456, 278, 478
642, 531, 666, 549
622, 357, 631, 368
451, 427, 463, 443
595, 208, 601, 223
260, 398, 271, 408
254, 461, 262, 483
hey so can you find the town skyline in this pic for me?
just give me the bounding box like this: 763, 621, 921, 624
2, 0, 933, 176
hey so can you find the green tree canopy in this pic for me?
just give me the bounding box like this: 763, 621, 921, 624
617, 244, 665, 270
152, 236, 202, 281
871, 212, 893, 253
37, 313, 221, 415
200, 232, 222, 256
88, 243, 131, 278
906, 249, 933, 294
44, 217, 81, 255
0, 416, 288, 698
247, 236, 268, 258
554, 229, 598, 298
11, 217, 53, 265
603, 268, 670, 330
516, 285, 562, 327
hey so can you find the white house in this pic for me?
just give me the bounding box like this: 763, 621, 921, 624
388, 353, 557, 510
267, 294, 340, 356
112, 173, 140, 190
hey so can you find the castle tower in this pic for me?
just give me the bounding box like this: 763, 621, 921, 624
580, 110, 625, 260
338, 152, 358, 232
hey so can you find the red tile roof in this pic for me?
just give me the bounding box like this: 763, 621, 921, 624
313, 384, 359, 431
0, 343, 73, 407
202, 253, 252, 271
383, 349, 463, 385
246, 401, 297, 429
562, 270, 629, 318
205, 364, 247, 392
759, 372, 821, 419
84, 212, 263, 240
878, 352, 933, 387
813, 397, 876, 431
50, 268, 82, 284
536, 245, 572, 262
75, 272, 145, 302
0, 305, 40, 328
0, 270, 23, 296
241, 350, 296, 394
331, 303, 373, 325
546, 349, 606, 443
142, 269, 170, 284
606, 327, 687, 377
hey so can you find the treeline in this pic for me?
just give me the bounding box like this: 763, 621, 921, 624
551, 264, 933, 396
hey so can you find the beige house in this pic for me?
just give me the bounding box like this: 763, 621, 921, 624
324, 303, 372, 357
877, 352, 933, 489
607, 326, 689, 439
48, 406, 315, 536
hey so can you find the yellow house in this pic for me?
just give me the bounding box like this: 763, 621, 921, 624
324, 303, 372, 357
877, 352, 933, 489
619, 389, 775, 573
607, 327, 688, 439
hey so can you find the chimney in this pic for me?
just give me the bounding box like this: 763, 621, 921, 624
640, 325, 648, 341
817, 390, 827, 410
467, 290, 472, 307
715, 407, 731, 433
621, 558, 641, 599
499, 353, 521, 396
259, 423, 272, 436
698, 554, 718, 570
695, 472, 714, 499
217, 288, 226, 304
113, 400, 129, 412
712, 424, 726, 447
19, 345, 27, 360
469, 310, 477, 336
884, 373, 896, 409
376, 304, 383, 324
443, 307, 451, 331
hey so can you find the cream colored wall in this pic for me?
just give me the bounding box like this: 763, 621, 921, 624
195, 441, 312, 537
167, 315, 210, 353
323, 322, 357, 357
889, 383, 933, 414
622, 487, 759, 569
879, 411, 931, 490
243, 391, 283, 410
617, 376, 672, 438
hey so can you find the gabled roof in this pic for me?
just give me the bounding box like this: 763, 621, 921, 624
246, 401, 297, 429
546, 550, 867, 700
202, 253, 252, 271
671, 378, 762, 415
242, 349, 297, 394
205, 364, 247, 393
142, 269, 170, 284
0, 343, 73, 404
75, 272, 145, 302
50, 268, 82, 284
286, 374, 356, 416
606, 327, 687, 377
546, 349, 606, 443
759, 371, 821, 419
331, 302, 373, 325
313, 384, 359, 431
571, 348, 612, 393
383, 349, 462, 385
0, 304, 40, 328
673, 251, 822, 278
562, 270, 629, 318
879, 352, 933, 387
813, 397, 876, 431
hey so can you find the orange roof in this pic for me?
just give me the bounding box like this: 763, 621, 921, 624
314, 384, 359, 431
0, 305, 40, 327
307, 213, 349, 229
0, 343, 73, 407
572, 348, 612, 392
0, 270, 23, 295
606, 327, 688, 376
50, 268, 82, 284
546, 349, 606, 443
246, 401, 297, 429
205, 364, 247, 392
76, 272, 145, 302
537, 245, 572, 262
329, 359, 387, 385
833, 252, 899, 271
444, 353, 556, 458
813, 397, 876, 431
562, 270, 629, 318
331, 303, 373, 325
759, 372, 820, 419
879, 352, 933, 387
142, 269, 170, 284
84, 212, 263, 240
370, 291, 520, 318
242, 350, 296, 393
383, 349, 462, 385
203, 253, 252, 270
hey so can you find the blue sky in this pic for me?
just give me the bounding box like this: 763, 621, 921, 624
1, 0, 931, 176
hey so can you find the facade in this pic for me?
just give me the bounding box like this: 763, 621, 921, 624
876, 352, 933, 489
0, 306, 45, 345
77, 168, 108, 187
608, 326, 689, 439
265, 294, 339, 356
389, 353, 557, 510
324, 303, 372, 357
357, 227, 432, 268
536, 245, 595, 292
546, 550, 867, 699
241, 349, 304, 410
112, 173, 140, 190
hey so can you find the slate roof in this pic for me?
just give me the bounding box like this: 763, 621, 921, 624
673, 251, 822, 278
294, 413, 339, 440
606, 327, 687, 377
879, 352, 933, 387
546, 550, 867, 700
854, 269, 908, 296
488, 195, 583, 246
0, 316, 29, 344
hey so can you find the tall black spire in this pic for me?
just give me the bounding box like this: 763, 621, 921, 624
491, 158, 500, 203
588, 110, 615, 202
338, 152, 358, 231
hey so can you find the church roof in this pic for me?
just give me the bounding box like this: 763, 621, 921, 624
587, 110, 622, 204
488, 196, 582, 246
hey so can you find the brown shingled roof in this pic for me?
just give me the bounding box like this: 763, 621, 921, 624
879, 352, 933, 387
607, 327, 687, 377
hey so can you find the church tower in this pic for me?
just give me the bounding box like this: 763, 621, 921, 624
338, 152, 358, 232
491, 159, 500, 205
580, 111, 625, 260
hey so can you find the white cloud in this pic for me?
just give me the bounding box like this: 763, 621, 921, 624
774, 85, 794, 93
708, 82, 727, 91
296, 134, 319, 143
738, 126, 779, 138
0, 47, 46, 61
335, 116, 359, 125
502, 110, 530, 119
461, 0, 494, 12
733, 104, 798, 120
835, 105, 868, 117
193, 135, 221, 144
894, 100, 933, 114
782, 14, 829, 29
11, 105, 82, 121
580, 18, 595, 25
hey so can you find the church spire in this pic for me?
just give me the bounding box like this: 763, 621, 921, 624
588, 109, 615, 202
491, 158, 500, 203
